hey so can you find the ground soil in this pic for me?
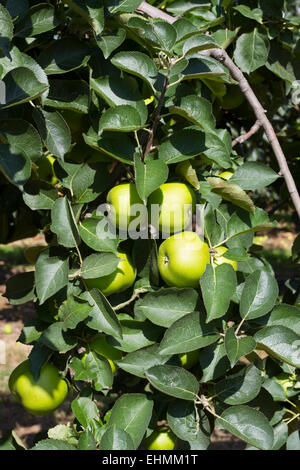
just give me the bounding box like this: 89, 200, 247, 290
0, 227, 297, 450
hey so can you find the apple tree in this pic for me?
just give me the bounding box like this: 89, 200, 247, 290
1, 0, 300, 451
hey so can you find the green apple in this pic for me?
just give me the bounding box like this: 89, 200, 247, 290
90, 334, 122, 374
36, 155, 57, 185
85, 250, 136, 296
158, 231, 210, 288
9, 360, 68, 416
3, 324, 12, 334
107, 183, 144, 232
147, 182, 196, 235
219, 170, 233, 180
144, 427, 177, 450
178, 350, 199, 369
213, 246, 237, 271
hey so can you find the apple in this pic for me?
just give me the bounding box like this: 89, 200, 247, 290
158, 231, 210, 288
36, 155, 58, 185
89, 334, 122, 374
106, 183, 144, 232
213, 246, 237, 271
84, 250, 136, 296
178, 350, 199, 369
144, 427, 177, 450
147, 182, 196, 235
219, 170, 233, 180
9, 360, 68, 416
3, 324, 12, 334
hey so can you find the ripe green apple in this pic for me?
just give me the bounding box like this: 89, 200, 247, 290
144, 427, 177, 450
213, 246, 237, 271
158, 231, 210, 288
85, 250, 136, 296
3, 324, 12, 334
107, 183, 144, 232
9, 360, 68, 416
36, 155, 58, 185
147, 182, 196, 235
219, 170, 233, 180
178, 350, 199, 369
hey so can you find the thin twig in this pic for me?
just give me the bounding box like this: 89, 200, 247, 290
232, 119, 261, 147
136, 1, 300, 220
143, 75, 169, 160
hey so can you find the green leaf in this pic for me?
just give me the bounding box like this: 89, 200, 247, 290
96, 28, 126, 59
111, 51, 158, 89
159, 127, 206, 164
15, 4, 59, 38
79, 217, 119, 254
230, 163, 279, 190
39, 322, 77, 352
82, 351, 113, 391
234, 28, 270, 75
0, 67, 48, 109
134, 288, 199, 328
82, 288, 122, 340
0, 143, 31, 187
233, 5, 263, 23
116, 344, 173, 378
107, 0, 143, 14
169, 95, 215, 131
44, 79, 90, 114
199, 342, 230, 382
240, 270, 278, 321
0, 119, 42, 163
109, 394, 153, 448
200, 264, 237, 322
127, 17, 177, 53
71, 397, 99, 429
146, 365, 199, 401
18, 319, 44, 345
224, 328, 256, 367
84, 128, 135, 165
167, 400, 211, 450
0, 4, 13, 55
38, 38, 90, 75
158, 311, 220, 355
81, 253, 120, 280
90, 75, 148, 124
5, 271, 35, 305
35, 247, 69, 305
226, 207, 273, 241
100, 426, 135, 450
180, 56, 231, 83
134, 155, 169, 202
208, 177, 255, 213
183, 34, 219, 56
216, 365, 262, 405
51, 197, 81, 248
32, 439, 76, 450
215, 405, 274, 450
107, 316, 163, 353
203, 129, 232, 168
58, 295, 92, 329
254, 326, 300, 368
286, 430, 300, 450
99, 105, 145, 132
65, 0, 104, 34
266, 304, 300, 335
33, 108, 71, 160
23, 180, 58, 210
77, 430, 97, 450
272, 422, 288, 450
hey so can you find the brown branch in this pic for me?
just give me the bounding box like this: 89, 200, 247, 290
232, 119, 261, 147
136, 2, 300, 219
143, 75, 169, 160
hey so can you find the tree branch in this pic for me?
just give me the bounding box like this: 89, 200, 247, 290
232, 119, 261, 147
143, 75, 169, 160
136, 1, 300, 219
